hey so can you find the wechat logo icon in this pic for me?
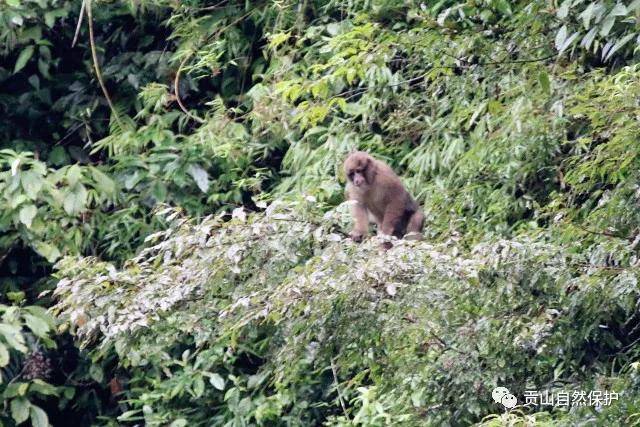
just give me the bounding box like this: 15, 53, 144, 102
492, 386, 517, 409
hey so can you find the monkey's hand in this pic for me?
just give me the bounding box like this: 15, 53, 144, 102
349, 230, 364, 243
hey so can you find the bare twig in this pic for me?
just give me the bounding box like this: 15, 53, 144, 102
54, 122, 84, 145
331, 357, 350, 421
196, 0, 229, 12
86, 0, 123, 127
575, 224, 629, 240
71, 0, 86, 48
174, 53, 206, 124
479, 53, 556, 66
0, 244, 15, 266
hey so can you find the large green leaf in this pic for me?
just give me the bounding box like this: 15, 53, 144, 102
14, 46, 35, 74
24, 314, 50, 338
11, 397, 30, 424
29, 405, 49, 427
18, 204, 37, 228
63, 184, 88, 215
0, 343, 9, 367
0, 324, 27, 353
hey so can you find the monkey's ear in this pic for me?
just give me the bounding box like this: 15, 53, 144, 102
363, 157, 377, 184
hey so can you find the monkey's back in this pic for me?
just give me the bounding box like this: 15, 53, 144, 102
367, 160, 419, 223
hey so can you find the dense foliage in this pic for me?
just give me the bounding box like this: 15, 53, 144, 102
2, 0, 640, 425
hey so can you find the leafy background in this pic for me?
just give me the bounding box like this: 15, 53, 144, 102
1, 0, 640, 425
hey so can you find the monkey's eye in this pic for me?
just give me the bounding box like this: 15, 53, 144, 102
348, 172, 354, 180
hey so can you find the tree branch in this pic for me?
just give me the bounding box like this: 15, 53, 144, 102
86, 0, 123, 127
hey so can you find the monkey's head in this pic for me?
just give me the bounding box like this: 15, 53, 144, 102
344, 151, 376, 188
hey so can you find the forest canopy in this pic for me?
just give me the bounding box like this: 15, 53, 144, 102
1, 0, 640, 425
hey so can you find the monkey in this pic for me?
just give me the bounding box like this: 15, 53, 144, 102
343, 151, 424, 249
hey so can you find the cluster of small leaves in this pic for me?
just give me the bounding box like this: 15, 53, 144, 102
0, 149, 116, 262
549, 64, 640, 239
53, 202, 640, 425
555, 0, 640, 61
0, 303, 65, 427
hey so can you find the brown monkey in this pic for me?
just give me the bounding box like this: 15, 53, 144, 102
344, 151, 424, 249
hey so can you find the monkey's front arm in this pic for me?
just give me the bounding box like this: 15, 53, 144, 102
349, 201, 370, 242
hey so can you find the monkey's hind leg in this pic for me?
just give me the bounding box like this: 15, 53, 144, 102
405, 210, 425, 240
378, 208, 405, 250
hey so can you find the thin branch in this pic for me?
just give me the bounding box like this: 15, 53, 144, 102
85, 0, 123, 127
331, 357, 350, 421
620, 334, 640, 353
174, 53, 206, 124
428, 331, 467, 355
479, 53, 556, 66
0, 244, 15, 267
54, 122, 84, 145
71, 0, 86, 48
196, 0, 229, 12
575, 223, 630, 240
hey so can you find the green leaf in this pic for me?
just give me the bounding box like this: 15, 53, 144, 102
21, 171, 43, 199
117, 409, 142, 421
63, 184, 87, 215
610, 3, 627, 16
187, 165, 210, 193
4, 382, 27, 399
209, 373, 226, 391
579, 3, 594, 28
0, 324, 27, 353
558, 31, 580, 54
66, 165, 82, 187
24, 314, 50, 338
11, 157, 21, 176
63, 387, 75, 399
193, 376, 205, 397
90, 167, 115, 195
7, 292, 26, 304
14, 46, 34, 74
18, 205, 37, 228
600, 15, 616, 37
34, 242, 61, 263
170, 419, 188, 427
556, 0, 570, 19
538, 71, 550, 95
89, 364, 104, 383
494, 0, 512, 15
37, 59, 51, 79
48, 147, 69, 166
24, 306, 55, 328
30, 380, 59, 397
0, 342, 9, 367
555, 25, 567, 51
581, 27, 598, 50
604, 32, 636, 60
152, 181, 167, 202
29, 405, 49, 427
11, 397, 30, 424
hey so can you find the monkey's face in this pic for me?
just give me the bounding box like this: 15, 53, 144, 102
344, 152, 373, 188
